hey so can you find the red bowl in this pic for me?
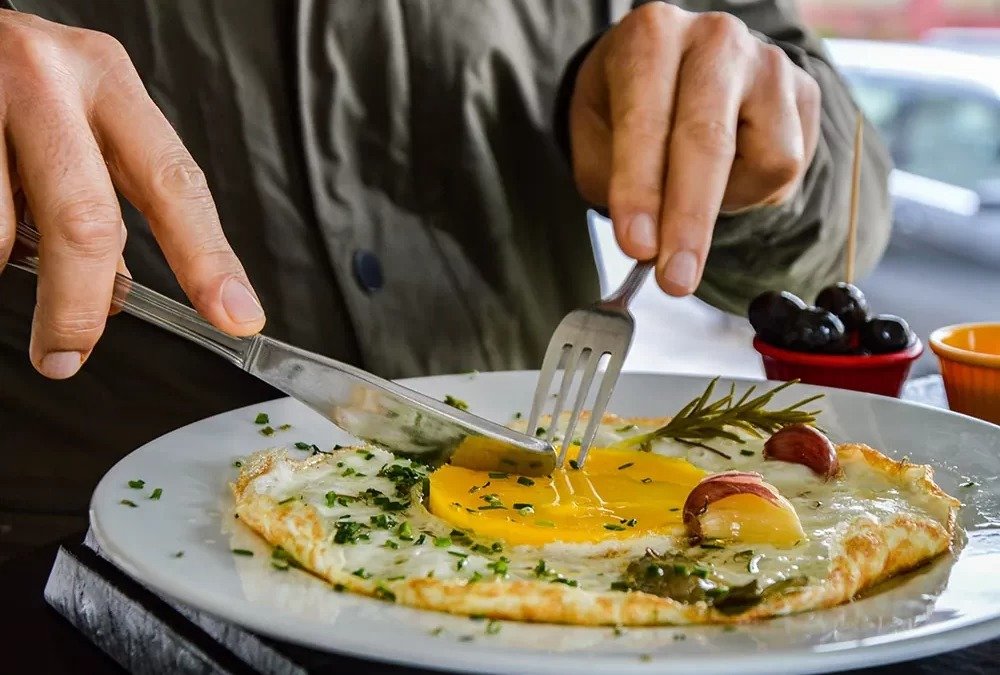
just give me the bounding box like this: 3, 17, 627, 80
752, 336, 924, 398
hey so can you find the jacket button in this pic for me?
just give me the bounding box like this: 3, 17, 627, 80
352, 249, 384, 292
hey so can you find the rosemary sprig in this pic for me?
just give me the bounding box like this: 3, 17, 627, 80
613, 378, 822, 452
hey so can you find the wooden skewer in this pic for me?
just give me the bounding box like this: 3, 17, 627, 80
845, 112, 863, 285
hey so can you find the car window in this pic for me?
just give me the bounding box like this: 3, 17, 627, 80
841, 73, 908, 146
899, 92, 1000, 189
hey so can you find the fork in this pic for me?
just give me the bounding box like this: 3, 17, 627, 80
526, 259, 652, 469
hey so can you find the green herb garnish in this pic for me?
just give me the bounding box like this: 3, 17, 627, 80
119, 499, 138, 508
231, 548, 254, 556
278, 496, 296, 505
254, 413, 269, 424
434, 536, 452, 548
617, 462, 634, 470
128, 479, 145, 489
740, 449, 755, 457
444, 395, 469, 411
604, 524, 627, 531
259, 426, 275, 437
294, 442, 311, 450
149, 488, 163, 500
612, 378, 822, 456
516, 476, 535, 486
352, 568, 372, 579
485, 619, 501, 635
488, 472, 509, 479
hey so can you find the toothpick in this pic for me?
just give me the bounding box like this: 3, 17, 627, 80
845, 112, 863, 285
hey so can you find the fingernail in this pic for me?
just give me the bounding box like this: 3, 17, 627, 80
628, 213, 658, 258
221, 278, 264, 325
40, 351, 83, 379
660, 250, 699, 293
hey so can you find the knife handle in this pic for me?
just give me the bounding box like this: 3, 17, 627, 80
11, 221, 255, 367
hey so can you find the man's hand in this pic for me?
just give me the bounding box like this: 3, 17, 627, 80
570, 3, 821, 296
0, 10, 264, 379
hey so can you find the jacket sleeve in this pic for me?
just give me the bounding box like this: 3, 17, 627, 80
554, 0, 893, 315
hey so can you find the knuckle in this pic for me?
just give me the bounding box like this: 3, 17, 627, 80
52, 197, 121, 253
616, 106, 669, 141
678, 118, 735, 156
70, 26, 127, 58
149, 149, 210, 201
797, 71, 821, 107
696, 11, 746, 41
761, 43, 789, 71
620, 1, 675, 39
751, 150, 803, 188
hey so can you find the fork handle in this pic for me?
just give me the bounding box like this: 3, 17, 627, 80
604, 261, 652, 309
10, 222, 254, 367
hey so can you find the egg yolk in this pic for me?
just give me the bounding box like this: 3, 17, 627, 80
428, 447, 707, 545
698, 493, 806, 549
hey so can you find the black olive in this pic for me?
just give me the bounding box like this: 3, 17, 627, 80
815, 282, 869, 332
861, 315, 914, 354
748, 291, 807, 345
782, 308, 847, 352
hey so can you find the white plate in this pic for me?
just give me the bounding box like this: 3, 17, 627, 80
90, 371, 1000, 674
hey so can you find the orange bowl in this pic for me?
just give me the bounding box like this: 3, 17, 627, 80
930, 323, 1000, 425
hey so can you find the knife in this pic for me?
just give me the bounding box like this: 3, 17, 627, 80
12, 222, 557, 476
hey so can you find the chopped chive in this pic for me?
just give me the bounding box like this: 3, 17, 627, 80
640, 477, 653, 484
610, 581, 629, 591
535, 427, 546, 436
357, 449, 375, 460
516, 476, 535, 487
487, 559, 509, 575
332, 583, 346, 592
433, 536, 452, 548
448, 550, 469, 558
603, 523, 626, 531
128, 479, 145, 489
254, 413, 269, 424
485, 619, 501, 635
277, 496, 296, 505
624, 518, 637, 527
383, 539, 399, 550
740, 449, 755, 457
397, 522, 414, 540
294, 442, 311, 450
617, 462, 634, 470
352, 568, 372, 579
278, 423, 292, 431
414, 534, 426, 545
959, 480, 979, 488
488, 472, 509, 479
120, 499, 138, 508
444, 395, 469, 411
535, 519, 556, 528
231, 549, 254, 556
173, 551, 184, 558
232, 460, 243, 468
568, 459, 580, 470
259, 426, 275, 437
668, 507, 680, 512
374, 583, 396, 602
551, 576, 578, 587
468, 571, 483, 583
149, 488, 163, 500
512, 412, 522, 419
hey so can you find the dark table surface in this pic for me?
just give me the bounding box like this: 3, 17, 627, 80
5, 376, 997, 674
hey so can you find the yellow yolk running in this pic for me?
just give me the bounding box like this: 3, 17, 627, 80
428, 448, 707, 545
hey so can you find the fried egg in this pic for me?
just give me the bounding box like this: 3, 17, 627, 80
230, 412, 960, 625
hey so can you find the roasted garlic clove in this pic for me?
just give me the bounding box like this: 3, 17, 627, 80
683, 472, 805, 548
763, 424, 839, 479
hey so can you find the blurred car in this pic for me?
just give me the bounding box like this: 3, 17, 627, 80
826, 39, 1000, 375
921, 27, 1000, 59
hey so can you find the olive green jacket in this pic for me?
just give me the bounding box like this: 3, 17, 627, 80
0, 0, 890, 556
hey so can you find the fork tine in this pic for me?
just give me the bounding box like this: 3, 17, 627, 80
575, 354, 625, 467
526, 340, 567, 437
556, 348, 600, 467
545, 346, 583, 444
